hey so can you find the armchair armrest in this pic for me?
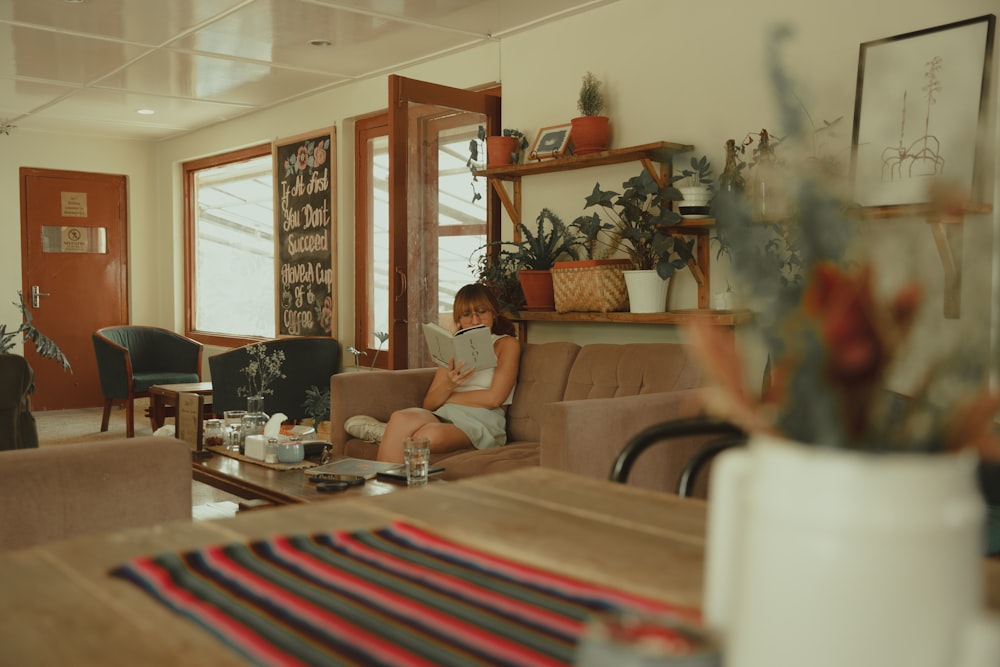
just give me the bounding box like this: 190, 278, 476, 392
328, 369, 435, 448
539, 387, 713, 493
92, 334, 132, 399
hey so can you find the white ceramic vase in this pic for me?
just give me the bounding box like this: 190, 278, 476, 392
622, 269, 668, 313
704, 434, 1000, 667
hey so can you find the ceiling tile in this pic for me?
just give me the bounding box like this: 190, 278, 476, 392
97, 49, 346, 105
0, 0, 250, 46
167, 0, 481, 77
0, 23, 150, 83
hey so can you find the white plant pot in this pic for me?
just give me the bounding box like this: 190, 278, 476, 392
704, 434, 999, 667
678, 185, 713, 219
622, 269, 668, 313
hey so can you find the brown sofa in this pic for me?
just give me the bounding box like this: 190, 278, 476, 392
0, 437, 192, 550
329, 342, 715, 493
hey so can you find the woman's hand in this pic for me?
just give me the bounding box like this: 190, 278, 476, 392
445, 360, 474, 391
423, 360, 474, 410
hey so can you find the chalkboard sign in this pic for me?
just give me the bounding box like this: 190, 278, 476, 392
273, 128, 337, 337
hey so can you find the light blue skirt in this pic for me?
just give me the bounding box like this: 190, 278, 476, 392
432, 403, 508, 450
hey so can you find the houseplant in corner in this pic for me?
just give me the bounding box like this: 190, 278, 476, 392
571, 72, 609, 155
689, 28, 1000, 667
1, 290, 72, 373
572, 169, 693, 312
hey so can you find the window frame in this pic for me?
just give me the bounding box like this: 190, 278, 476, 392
183, 142, 273, 348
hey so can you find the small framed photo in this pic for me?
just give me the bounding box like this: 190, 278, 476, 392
529, 124, 573, 161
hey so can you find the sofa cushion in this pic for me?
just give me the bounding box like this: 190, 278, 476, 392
563, 343, 703, 400
506, 342, 580, 443
433, 442, 540, 480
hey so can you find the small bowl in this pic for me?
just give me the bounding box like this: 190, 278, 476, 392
276, 441, 304, 464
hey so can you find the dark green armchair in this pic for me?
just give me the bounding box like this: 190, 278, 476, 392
209, 337, 341, 422
92, 326, 203, 437
0, 354, 39, 451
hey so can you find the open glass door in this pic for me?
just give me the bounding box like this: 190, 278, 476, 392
387, 76, 501, 368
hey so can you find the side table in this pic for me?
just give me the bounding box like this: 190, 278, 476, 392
149, 382, 214, 430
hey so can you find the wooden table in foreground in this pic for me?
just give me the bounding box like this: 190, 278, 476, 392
1, 468, 997, 666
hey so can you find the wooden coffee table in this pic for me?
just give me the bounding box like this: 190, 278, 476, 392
192, 450, 424, 505
149, 381, 214, 430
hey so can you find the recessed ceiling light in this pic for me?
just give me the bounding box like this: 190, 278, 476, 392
308, 39, 332, 47
64, 0, 86, 4
136, 108, 155, 115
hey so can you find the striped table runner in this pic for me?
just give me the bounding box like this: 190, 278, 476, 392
111, 521, 699, 666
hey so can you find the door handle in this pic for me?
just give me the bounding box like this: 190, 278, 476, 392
31, 285, 51, 309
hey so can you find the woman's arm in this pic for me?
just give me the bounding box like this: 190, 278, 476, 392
440, 336, 520, 410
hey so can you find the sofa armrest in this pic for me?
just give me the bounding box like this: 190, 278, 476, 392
329, 369, 435, 449
0, 437, 192, 551
539, 388, 714, 494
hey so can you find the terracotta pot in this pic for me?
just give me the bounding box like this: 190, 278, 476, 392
486, 136, 519, 168
570, 116, 610, 155
517, 269, 555, 311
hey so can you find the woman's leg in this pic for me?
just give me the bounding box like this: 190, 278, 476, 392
376, 407, 472, 463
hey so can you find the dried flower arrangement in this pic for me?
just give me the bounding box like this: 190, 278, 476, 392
686, 28, 1000, 459
238, 343, 286, 398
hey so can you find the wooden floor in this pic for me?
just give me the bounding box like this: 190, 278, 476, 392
34, 403, 242, 520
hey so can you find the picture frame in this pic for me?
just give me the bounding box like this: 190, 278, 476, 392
529, 124, 573, 161
849, 15, 996, 209
272, 127, 337, 338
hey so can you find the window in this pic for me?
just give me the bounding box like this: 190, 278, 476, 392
184, 143, 275, 345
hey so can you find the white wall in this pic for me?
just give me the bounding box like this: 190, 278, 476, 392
2, 0, 997, 392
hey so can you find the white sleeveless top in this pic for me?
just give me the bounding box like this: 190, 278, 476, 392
450, 333, 515, 405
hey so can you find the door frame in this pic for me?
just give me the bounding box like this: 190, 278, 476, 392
387, 75, 501, 369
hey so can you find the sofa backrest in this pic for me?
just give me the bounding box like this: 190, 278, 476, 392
562, 343, 704, 401
507, 342, 581, 442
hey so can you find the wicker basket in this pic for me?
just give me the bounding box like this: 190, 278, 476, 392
551, 259, 633, 313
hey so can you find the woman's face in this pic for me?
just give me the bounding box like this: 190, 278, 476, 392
456, 301, 495, 330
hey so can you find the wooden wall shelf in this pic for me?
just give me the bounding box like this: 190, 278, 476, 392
476, 140, 720, 308
509, 308, 753, 344
855, 202, 993, 319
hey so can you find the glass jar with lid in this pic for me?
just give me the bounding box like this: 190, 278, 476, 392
203, 419, 225, 448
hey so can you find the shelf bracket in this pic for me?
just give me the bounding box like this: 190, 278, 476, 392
488, 178, 521, 241
928, 213, 963, 319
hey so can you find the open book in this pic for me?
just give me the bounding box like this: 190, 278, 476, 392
422, 322, 497, 371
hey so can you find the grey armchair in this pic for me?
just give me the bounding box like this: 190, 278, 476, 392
92, 326, 203, 437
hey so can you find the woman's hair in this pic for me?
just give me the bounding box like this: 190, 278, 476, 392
452, 284, 516, 337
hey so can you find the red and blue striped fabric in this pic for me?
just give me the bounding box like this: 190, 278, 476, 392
111, 521, 698, 666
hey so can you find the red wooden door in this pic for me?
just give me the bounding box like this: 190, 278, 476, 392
19, 168, 129, 410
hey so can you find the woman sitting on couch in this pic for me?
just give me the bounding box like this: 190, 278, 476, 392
346, 284, 520, 464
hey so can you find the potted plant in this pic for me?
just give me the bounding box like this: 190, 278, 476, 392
572, 170, 693, 312
571, 72, 609, 155
485, 128, 529, 168
478, 208, 582, 310
301, 384, 330, 436
470, 248, 525, 314
1, 290, 71, 373
670, 154, 714, 219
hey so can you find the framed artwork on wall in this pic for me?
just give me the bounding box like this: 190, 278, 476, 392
529, 124, 573, 161
849, 14, 995, 209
